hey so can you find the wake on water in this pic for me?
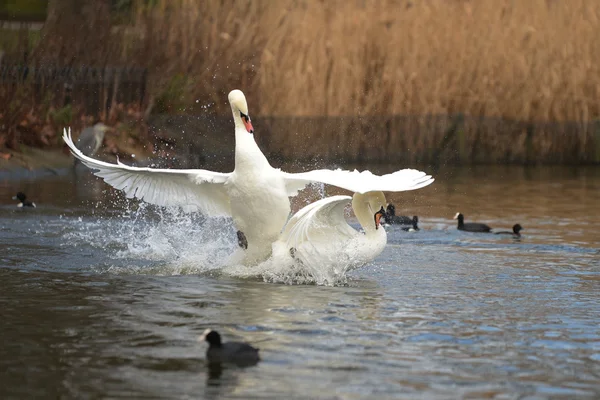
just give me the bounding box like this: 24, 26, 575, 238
62, 200, 357, 286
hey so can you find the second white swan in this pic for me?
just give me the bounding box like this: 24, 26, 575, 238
268, 191, 388, 285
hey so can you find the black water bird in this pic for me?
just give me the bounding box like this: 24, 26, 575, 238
200, 329, 260, 367
12, 192, 36, 208
385, 204, 418, 226
401, 218, 420, 232
495, 223, 523, 238
453, 212, 491, 232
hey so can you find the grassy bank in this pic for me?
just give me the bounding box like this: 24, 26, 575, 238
2, 0, 600, 164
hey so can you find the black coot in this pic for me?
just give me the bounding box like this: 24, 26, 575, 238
200, 329, 260, 367
385, 204, 418, 226
401, 218, 420, 232
495, 223, 523, 238
453, 212, 491, 232
12, 192, 36, 208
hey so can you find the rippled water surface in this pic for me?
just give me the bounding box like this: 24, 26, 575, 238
1, 166, 599, 399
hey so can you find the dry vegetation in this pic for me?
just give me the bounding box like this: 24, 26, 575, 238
2, 0, 600, 164
125, 0, 600, 163
124, 0, 600, 120
258, 0, 600, 120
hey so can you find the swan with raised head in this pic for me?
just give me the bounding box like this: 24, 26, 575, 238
63, 89, 434, 265
269, 191, 388, 285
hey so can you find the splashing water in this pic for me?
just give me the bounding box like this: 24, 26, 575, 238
223, 247, 353, 287
61, 202, 359, 285
314, 181, 326, 199
62, 202, 236, 275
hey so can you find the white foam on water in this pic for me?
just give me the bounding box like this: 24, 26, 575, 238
223, 240, 355, 286
62, 201, 360, 285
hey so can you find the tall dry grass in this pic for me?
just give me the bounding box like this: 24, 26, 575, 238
4, 0, 600, 163
117, 0, 600, 163
123, 0, 600, 121
257, 0, 600, 120
121, 0, 279, 111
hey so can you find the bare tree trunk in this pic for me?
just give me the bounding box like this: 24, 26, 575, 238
34, 0, 111, 65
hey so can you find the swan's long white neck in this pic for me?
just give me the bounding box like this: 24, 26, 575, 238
231, 105, 270, 170
231, 105, 247, 133
234, 127, 270, 170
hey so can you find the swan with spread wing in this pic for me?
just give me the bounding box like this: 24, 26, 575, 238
64, 90, 434, 265
269, 191, 388, 285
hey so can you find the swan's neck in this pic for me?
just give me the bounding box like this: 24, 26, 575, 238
234, 127, 270, 170
231, 105, 246, 132
230, 96, 270, 170
353, 195, 379, 234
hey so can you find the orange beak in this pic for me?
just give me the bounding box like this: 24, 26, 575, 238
374, 207, 385, 229
242, 115, 254, 133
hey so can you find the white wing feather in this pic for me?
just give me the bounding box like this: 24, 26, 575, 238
63, 128, 232, 215
281, 195, 356, 252
282, 168, 434, 195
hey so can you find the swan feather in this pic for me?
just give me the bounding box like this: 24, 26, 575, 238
281, 195, 356, 252
63, 129, 232, 215
282, 168, 434, 195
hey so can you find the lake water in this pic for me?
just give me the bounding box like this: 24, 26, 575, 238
1, 165, 599, 399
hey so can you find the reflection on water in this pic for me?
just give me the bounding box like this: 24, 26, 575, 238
1, 166, 599, 399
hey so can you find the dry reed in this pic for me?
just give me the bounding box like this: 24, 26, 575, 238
122, 0, 600, 163
122, 0, 600, 121
4, 0, 600, 163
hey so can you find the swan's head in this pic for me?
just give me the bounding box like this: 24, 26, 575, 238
353, 191, 387, 231
453, 212, 463, 220
228, 89, 254, 133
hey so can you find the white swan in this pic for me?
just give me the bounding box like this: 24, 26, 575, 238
63, 89, 434, 265
269, 191, 388, 285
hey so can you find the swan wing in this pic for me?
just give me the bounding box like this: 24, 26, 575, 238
282, 168, 434, 195
63, 129, 232, 215
282, 195, 356, 251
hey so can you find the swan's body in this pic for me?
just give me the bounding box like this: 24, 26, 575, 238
225, 127, 291, 262
64, 89, 434, 265
271, 192, 387, 284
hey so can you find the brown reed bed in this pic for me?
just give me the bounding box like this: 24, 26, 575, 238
258, 0, 600, 120
123, 0, 600, 120
2, 0, 600, 164
122, 0, 600, 163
